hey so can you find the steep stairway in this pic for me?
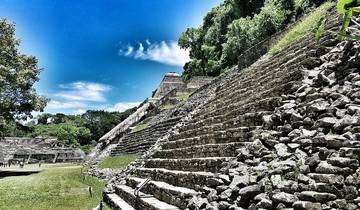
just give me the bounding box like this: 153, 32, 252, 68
103, 9, 343, 210
110, 117, 181, 155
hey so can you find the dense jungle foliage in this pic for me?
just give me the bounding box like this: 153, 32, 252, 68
179, 0, 326, 80
2, 108, 137, 152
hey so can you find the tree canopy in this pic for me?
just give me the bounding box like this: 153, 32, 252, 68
179, 0, 324, 80
0, 19, 47, 136
33, 108, 138, 146
3, 107, 138, 152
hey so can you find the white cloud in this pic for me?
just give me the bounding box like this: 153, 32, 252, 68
119, 40, 190, 66
107, 102, 141, 112
73, 109, 87, 115
46, 100, 87, 109
124, 46, 134, 56
55, 81, 112, 102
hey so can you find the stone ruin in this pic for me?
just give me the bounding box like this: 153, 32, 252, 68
87, 72, 214, 165
98, 9, 360, 210
152, 72, 213, 99
0, 137, 85, 165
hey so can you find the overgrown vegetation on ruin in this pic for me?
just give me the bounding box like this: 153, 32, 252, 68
270, 1, 335, 53
173, 94, 190, 101
178, 0, 326, 80
98, 154, 137, 169
132, 122, 149, 133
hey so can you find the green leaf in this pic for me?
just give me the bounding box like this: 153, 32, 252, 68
337, 0, 354, 14
338, 10, 353, 40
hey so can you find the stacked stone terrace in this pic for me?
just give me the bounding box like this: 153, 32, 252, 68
102, 9, 360, 210
92, 73, 214, 160
153, 72, 185, 98
110, 117, 181, 156
0, 137, 84, 163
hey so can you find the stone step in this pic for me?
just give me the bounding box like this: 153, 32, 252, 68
104, 193, 136, 210
126, 177, 200, 209
118, 137, 159, 146
215, 52, 305, 100
144, 157, 232, 172
127, 127, 169, 137
176, 111, 270, 140
164, 127, 256, 149
133, 167, 229, 189
111, 145, 151, 155
215, 63, 302, 101
201, 79, 296, 120
114, 184, 180, 210
121, 145, 154, 153
152, 142, 247, 159
110, 119, 178, 155
129, 122, 176, 135
224, 46, 304, 87
212, 75, 299, 111
217, 98, 279, 121
195, 95, 281, 127
114, 139, 156, 150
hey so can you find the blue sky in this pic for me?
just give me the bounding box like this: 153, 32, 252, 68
0, 0, 221, 114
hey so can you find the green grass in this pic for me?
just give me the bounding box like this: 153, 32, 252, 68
0, 164, 106, 210
173, 94, 190, 101
132, 122, 149, 133
160, 104, 175, 110
270, 2, 335, 54
98, 154, 137, 169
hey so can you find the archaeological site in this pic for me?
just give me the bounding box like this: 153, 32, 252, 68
1, 0, 360, 210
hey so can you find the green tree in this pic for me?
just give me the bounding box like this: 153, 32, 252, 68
178, 0, 321, 79
32, 122, 91, 146
0, 19, 47, 136
37, 113, 53, 124
81, 109, 136, 141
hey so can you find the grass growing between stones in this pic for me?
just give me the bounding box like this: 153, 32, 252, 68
173, 94, 190, 101
160, 104, 175, 110
270, 2, 335, 54
132, 122, 149, 132
98, 154, 137, 169
0, 164, 107, 210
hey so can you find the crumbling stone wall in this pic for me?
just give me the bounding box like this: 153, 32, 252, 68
0, 137, 84, 164
153, 72, 185, 98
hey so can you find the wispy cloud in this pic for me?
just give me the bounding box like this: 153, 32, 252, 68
47, 100, 87, 109
119, 40, 190, 66
107, 102, 141, 112
44, 81, 141, 115
55, 81, 112, 102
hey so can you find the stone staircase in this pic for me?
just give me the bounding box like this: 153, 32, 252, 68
110, 117, 181, 156
103, 9, 345, 210
99, 102, 151, 144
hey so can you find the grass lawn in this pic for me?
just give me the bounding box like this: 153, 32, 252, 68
98, 154, 137, 169
0, 164, 109, 210
270, 2, 335, 54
